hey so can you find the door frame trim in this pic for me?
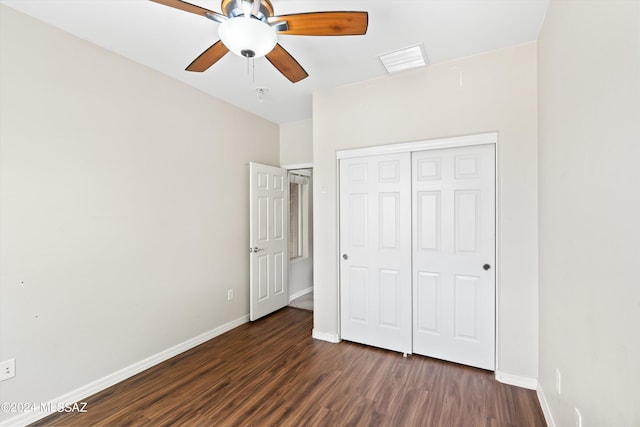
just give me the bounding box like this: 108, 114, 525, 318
282, 162, 313, 170
336, 132, 499, 369
336, 132, 497, 159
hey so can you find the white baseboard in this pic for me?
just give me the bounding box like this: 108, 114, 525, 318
289, 287, 313, 302
495, 370, 538, 390
312, 329, 340, 343
536, 384, 557, 427
0, 315, 250, 427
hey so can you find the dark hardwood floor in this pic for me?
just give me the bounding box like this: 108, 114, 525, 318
35, 308, 546, 426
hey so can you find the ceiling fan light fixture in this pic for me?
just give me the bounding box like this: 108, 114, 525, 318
218, 17, 277, 58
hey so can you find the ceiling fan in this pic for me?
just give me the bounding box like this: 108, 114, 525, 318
150, 0, 369, 83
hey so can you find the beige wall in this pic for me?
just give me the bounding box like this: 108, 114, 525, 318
313, 43, 539, 380
537, 1, 640, 425
0, 6, 279, 422
279, 118, 313, 167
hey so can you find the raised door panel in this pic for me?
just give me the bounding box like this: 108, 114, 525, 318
349, 267, 368, 322
257, 197, 269, 242
378, 160, 401, 183
257, 172, 269, 190
348, 162, 368, 184
272, 196, 284, 240
454, 190, 480, 254
349, 194, 368, 248
379, 269, 401, 328
453, 275, 480, 341
416, 157, 441, 181
416, 272, 440, 334
379, 193, 400, 249
417, 191, 441, 251
257, 254, 269, 300
273, 252, 285, 295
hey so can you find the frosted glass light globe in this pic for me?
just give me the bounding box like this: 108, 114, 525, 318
218, 17, 277, 58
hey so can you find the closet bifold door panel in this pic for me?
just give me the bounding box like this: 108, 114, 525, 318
339, 153, 412, 354
338, 140, 496, 370
412, 144, 495, 370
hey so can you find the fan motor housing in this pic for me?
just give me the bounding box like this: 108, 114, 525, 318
221, 0, 274, 21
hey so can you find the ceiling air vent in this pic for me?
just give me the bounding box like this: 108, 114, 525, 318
378, 44, 429, 74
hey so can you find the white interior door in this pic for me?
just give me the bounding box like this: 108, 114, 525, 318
339, 153, 412, 354
250, 162, 288, 321
412, 144, 495, 370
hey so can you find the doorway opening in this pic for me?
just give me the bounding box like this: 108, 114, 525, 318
287, 168, 313, 311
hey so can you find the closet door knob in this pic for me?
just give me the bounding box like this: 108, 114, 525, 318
342, 254, 349, 260
483, 264, 491, 271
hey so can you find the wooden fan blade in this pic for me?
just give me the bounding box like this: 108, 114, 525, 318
266, 44, 308, 83
269, 11, 368, 36
150, 0, 225, 20
186, 41, 229, 72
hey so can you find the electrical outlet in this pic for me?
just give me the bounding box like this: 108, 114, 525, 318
227, 289, 234, 301
555, 368, 562, 395
0, 359, 15, 381
574, 407, 583, 427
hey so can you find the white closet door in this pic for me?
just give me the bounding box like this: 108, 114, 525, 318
412, 144, 495, 370
339, 153, 412, 354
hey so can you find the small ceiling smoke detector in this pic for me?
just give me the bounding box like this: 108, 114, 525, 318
378, 44, 429, 74
256, 87, 269, 102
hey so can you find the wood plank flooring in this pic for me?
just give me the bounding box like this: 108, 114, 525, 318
35, 308, 546, 427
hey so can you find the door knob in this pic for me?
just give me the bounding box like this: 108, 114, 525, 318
253, 247, 264, 253
342, 254, 349, 260
483, 264, 491, 271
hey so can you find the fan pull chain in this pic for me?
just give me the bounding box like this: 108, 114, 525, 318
246, 57, 256, 83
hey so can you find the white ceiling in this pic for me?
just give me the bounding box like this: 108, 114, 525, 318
1, 0, 549, 124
